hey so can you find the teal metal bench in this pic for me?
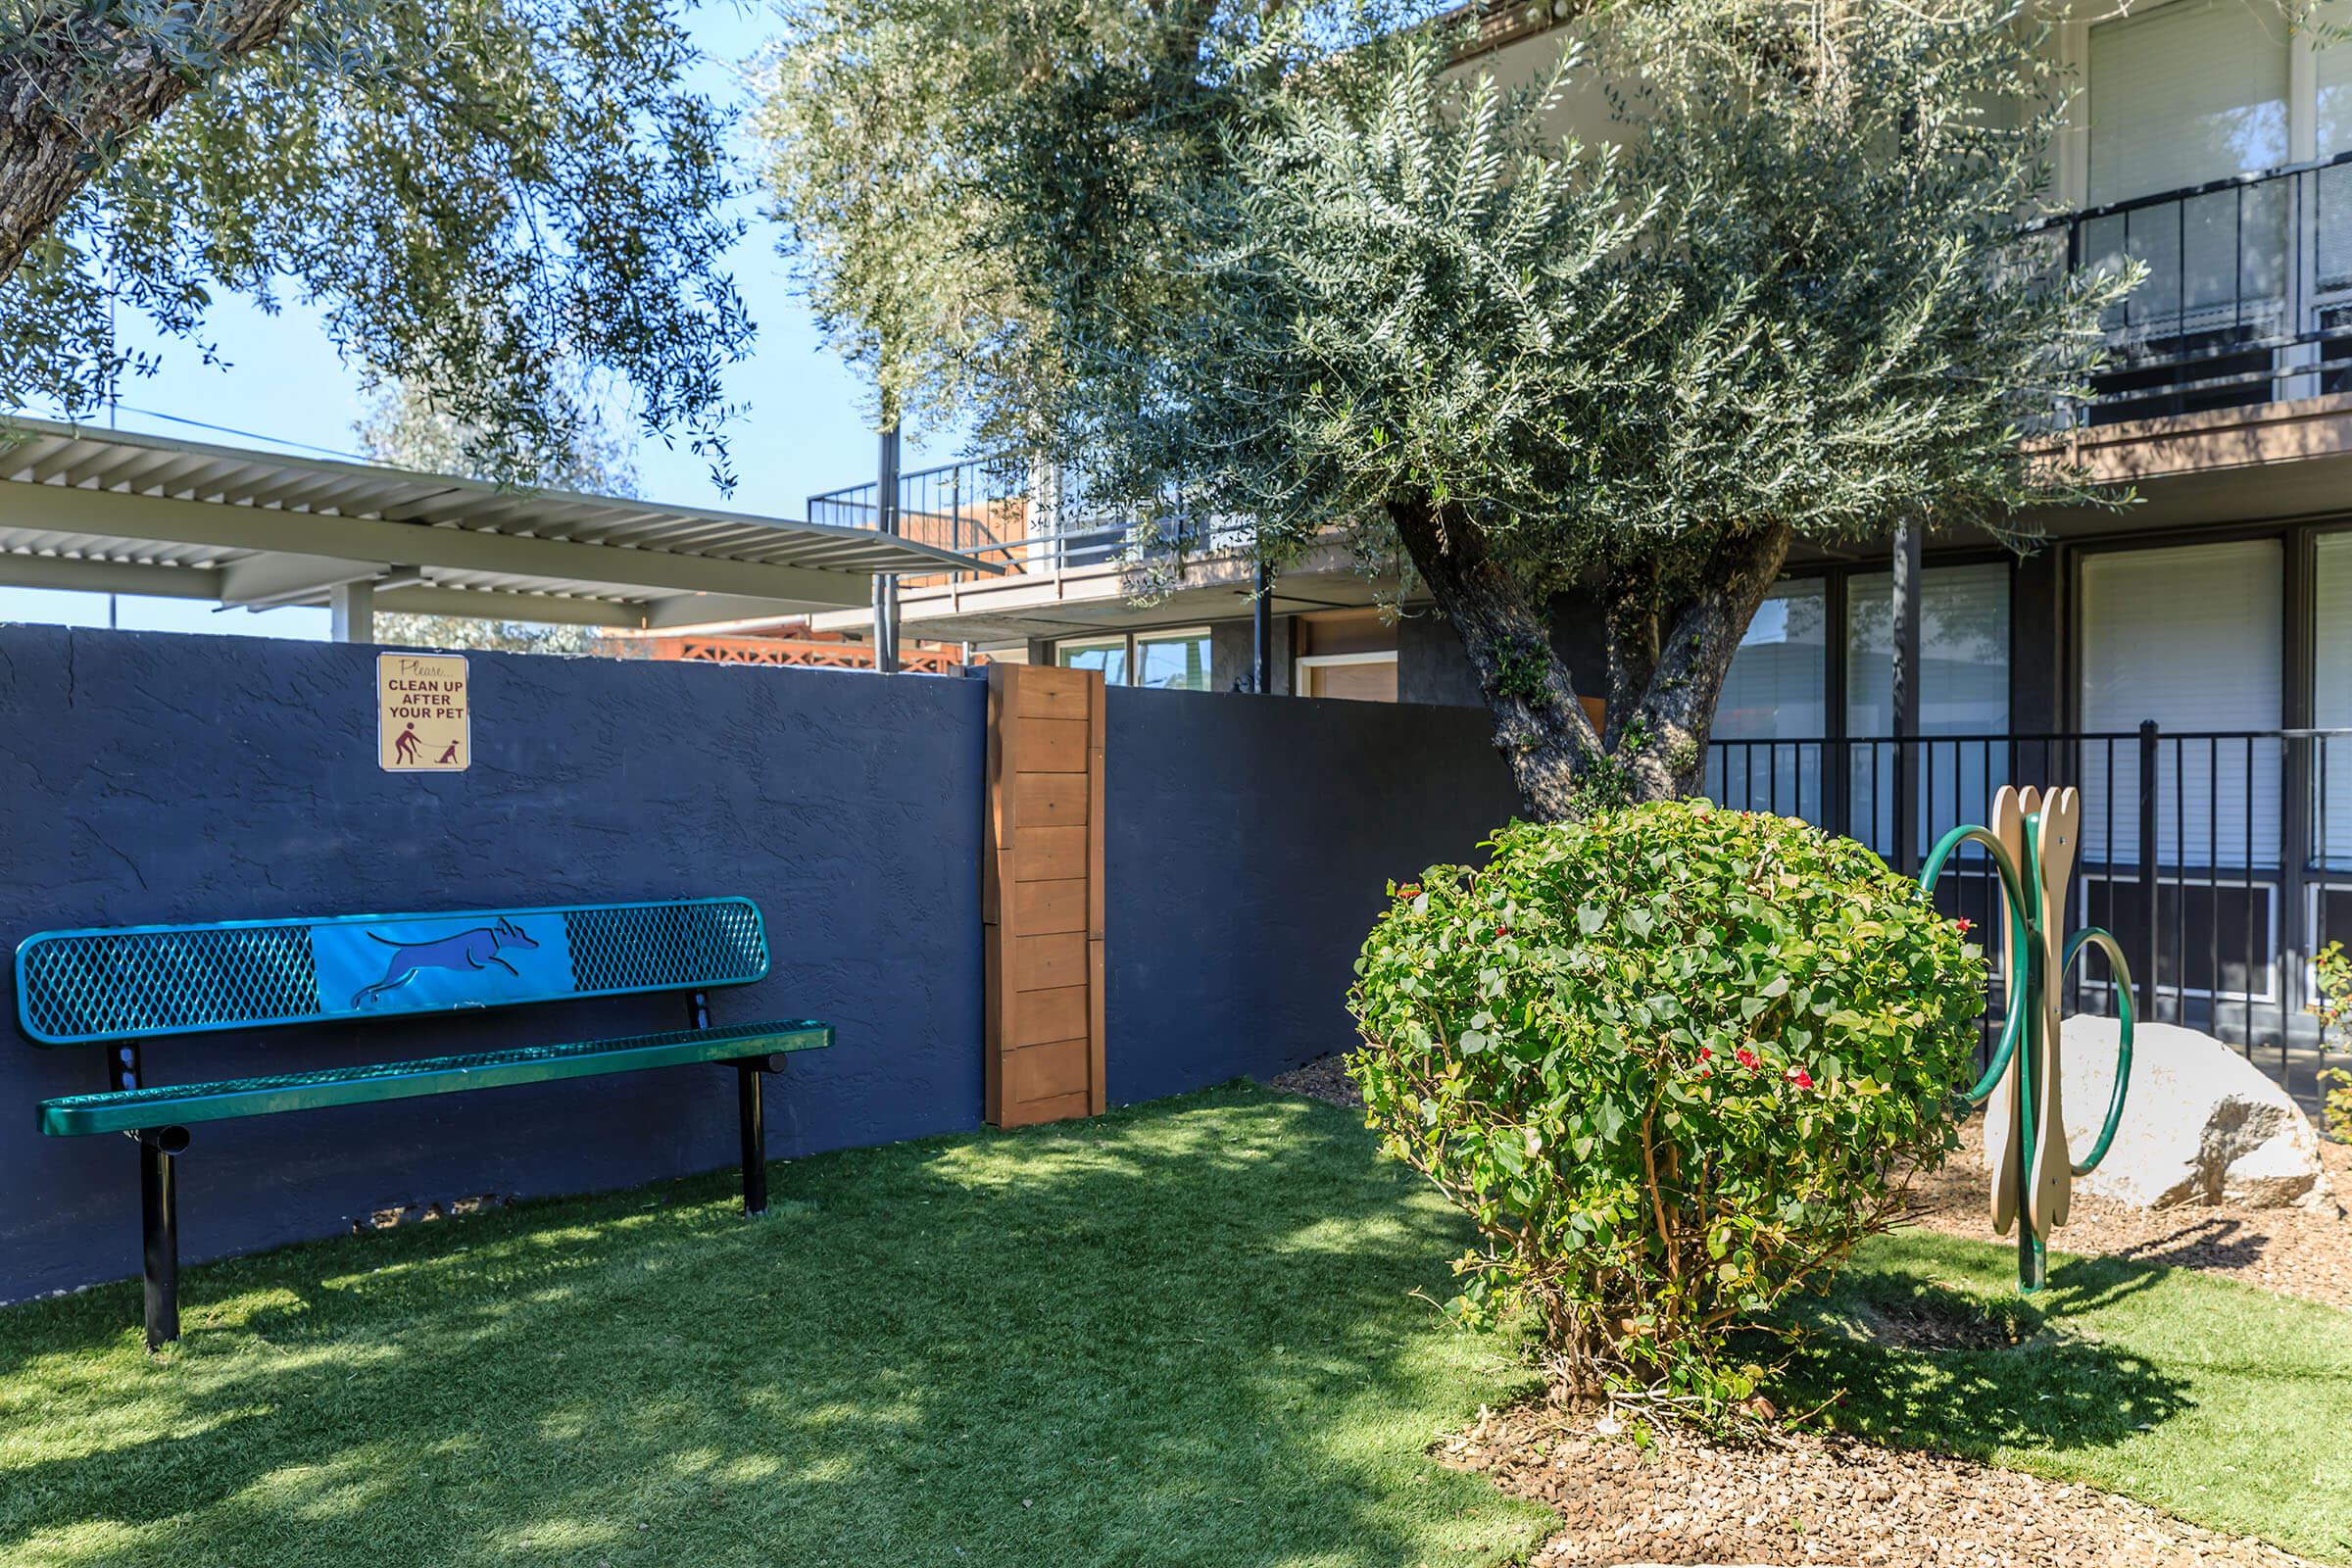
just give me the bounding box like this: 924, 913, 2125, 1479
16, 897, 830, 1348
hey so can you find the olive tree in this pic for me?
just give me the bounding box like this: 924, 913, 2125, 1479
353, 375, 636, 656
3, 1, 749, 481
765, 1, 2133, 815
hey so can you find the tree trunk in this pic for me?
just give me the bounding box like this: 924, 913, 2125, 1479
1389, 497, 1608, 820
1, 2, 302, 284
1390, 495, 1792, 820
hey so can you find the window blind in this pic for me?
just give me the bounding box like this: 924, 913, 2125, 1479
2088, 0, 2288, 205
1846, 564, 2012, 858
2080, 540, 2282, 869
1707, 580, 1826, 818
2311, 533, 2352, 868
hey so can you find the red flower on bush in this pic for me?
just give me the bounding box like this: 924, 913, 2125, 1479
1397, 884, 1421, 900
1954, 916, 1974, 935
1735, 1047, 1759, 1070
1787, 1066, 1814, 1090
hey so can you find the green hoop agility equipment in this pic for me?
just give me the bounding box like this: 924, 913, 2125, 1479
1920, 785, 2134, 1293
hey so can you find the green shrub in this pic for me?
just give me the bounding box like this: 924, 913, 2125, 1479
2307, 941, 2352, 1142
1347, 799, 1987, 1407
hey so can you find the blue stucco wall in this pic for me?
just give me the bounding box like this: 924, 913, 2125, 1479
0, 626, 1524, 1304
1104, 685, 1521, 1102
0, 624, 986, 1303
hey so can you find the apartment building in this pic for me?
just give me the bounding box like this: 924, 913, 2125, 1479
658, 1, 2352, 1070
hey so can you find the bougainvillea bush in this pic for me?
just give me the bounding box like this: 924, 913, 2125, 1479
1348, 800, 1986, 1405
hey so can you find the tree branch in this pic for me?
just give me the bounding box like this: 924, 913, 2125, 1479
1388, 494, 1606, 820
1616, 523, 1795, 800
1603, 556, 1660, 752
1, 0, 302, 283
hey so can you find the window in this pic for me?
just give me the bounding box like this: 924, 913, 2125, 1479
1056, 637, 1128, 684
1054, 628, 1211, 691
2083, 1, 2291, 339
1706, 579, 1827, 817
1298, 651, 1398, 703
2313, 533, 2352, 868
1844, 564, 2012, 858
2320, 2, 2352, 156
2088, 0, 2288, 205
1136, 630, 1211, 691
2079, 539, 2282, 869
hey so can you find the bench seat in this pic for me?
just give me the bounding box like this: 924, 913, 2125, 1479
37, 1018, 832, 1138
17, 897, 823, 1348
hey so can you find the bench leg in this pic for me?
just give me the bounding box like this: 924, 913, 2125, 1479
137, 1129, 188, 1348
736, 1062, 768, 1216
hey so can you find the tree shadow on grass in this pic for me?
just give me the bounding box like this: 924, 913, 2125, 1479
2110, 1216, 2272, 1275
0, 1086, 1550, 1568
1763, 1251, 2194, 1462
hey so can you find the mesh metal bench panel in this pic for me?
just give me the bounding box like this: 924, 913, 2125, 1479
37, 1018, 832, 1136
16, 898, 770, 1045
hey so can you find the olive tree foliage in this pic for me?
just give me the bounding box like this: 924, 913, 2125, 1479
756, 0, 1431, 439
1085, 2, 2140, 816
352, 376, 638, 657
762, 0, 2139, 819
2, 1, 750, 483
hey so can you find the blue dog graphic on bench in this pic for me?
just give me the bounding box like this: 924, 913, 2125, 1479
353, 916, 541, 1007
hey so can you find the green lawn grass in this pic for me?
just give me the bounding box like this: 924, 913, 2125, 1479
0, 1086, 1551, 1568
1778, 1229, 2352, 1564
8, 1087, 2349, 1568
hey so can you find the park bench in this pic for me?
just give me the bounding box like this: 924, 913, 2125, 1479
16, 897, 829, 1348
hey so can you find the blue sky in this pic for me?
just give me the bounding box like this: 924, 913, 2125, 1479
3, 2, 962, 642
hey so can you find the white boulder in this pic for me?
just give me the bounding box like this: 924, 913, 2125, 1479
2008, 1016, 2331, 1209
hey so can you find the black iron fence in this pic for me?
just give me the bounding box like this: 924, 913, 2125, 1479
1707, 726, 2352, 1101
2049, 154, 2352, 423
808, 454, 1236, 580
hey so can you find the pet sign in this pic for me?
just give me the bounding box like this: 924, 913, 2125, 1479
377, 653, 470, 772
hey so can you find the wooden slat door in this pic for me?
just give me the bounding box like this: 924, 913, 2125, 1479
983, 664, 1106, 1126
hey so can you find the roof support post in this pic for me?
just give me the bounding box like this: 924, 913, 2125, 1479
1252, 557, 1274, 695
330, 578, 375, 644
873, 425, 902, 673
1891, 516, 1923, 872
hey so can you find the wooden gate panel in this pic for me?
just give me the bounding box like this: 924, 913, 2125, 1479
984, 665, 1106, 1127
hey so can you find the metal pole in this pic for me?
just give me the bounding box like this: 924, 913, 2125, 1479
2139, 719, 2162, 1026
874, 425, 902, 674
1252, 558, 1274, 695
140, 1134, 180, 1347
1891, 518, 1924, 870
736, 1063, 768, 1216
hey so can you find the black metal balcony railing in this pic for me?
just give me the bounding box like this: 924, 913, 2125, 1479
1707, 725, 2352, 1102
808, 455, 1241, 583
2051, 153, 2352, 423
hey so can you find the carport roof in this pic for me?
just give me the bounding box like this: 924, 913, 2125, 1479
0, 416, 998, 629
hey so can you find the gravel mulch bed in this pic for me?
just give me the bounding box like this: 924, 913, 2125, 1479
1906, 1120, 2352, 1312
1276, 1055, 2349, 1563
1445, 1402, 2325, 1568
1270, 1054, 1363, 1108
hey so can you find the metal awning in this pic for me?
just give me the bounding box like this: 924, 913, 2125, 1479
0, 416, 999, 632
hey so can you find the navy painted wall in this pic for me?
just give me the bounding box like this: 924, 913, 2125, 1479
0, 626, 1523, 1303
1104, 686, 1521, 1102
0, 625, 986, 1304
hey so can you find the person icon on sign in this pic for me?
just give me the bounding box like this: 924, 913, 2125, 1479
436, 738, 462, 765
393, 722, 421, 765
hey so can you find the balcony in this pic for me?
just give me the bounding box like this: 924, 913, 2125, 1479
808, 456, 1244, 588
2061, 154, 2352, 424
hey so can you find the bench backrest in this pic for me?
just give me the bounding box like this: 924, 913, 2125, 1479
15, 898, 768, 1046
